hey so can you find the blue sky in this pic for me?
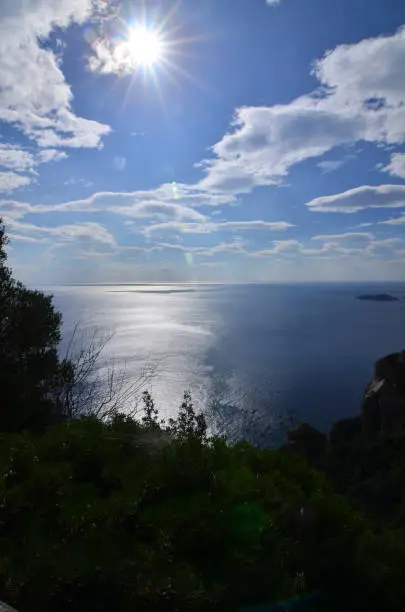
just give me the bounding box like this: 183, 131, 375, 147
2, 0, 405, 283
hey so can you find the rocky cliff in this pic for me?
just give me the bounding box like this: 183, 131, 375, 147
362, 351, 405, 433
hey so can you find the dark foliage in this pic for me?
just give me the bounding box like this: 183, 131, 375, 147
0, 219, 68, 432
2, 416, 405, 612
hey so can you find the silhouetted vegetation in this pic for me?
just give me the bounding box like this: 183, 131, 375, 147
2, 218, 405, 611
0, 221, 68, 433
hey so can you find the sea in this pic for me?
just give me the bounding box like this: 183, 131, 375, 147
48, 282, 405, 445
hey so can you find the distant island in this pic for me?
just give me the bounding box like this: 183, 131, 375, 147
357, 293, 399, 302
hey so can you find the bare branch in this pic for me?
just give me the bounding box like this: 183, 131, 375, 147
58, 326, 156, 420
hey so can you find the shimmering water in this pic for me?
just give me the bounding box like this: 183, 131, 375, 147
48, 282, 405, 443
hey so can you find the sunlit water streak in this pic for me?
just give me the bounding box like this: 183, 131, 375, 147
48, 282, 405, 444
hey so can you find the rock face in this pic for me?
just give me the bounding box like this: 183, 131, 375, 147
357, 293, 399, 302
362, 351, 405, 433
0, 601, 19, 611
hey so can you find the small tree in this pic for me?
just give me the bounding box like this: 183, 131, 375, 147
140, 390, 208, 442
168, 391, 207, 441
0, 219, 67, 432
141, 390, 161, 429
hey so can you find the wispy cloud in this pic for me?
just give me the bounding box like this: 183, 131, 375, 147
248, 236, 401, 259
8, 233, 45, 244
143, 220, 294, 236
37, 149, 68, 164
0, 145, 70, 192
379, 215, 405, 225
366, 237, 404, 256
317, 160, 345, 173
113, 202, 207, 222
216, 220, 294, 231
312, 232, 373, 241
0, 172, 32, 193
305, 185, 405, 213
382, 153, 405, 179
6, 219, 116, 247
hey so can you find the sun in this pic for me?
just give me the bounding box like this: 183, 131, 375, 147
126, 26, 164, 68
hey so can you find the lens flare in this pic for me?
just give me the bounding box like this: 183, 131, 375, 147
172, 181, 179, 200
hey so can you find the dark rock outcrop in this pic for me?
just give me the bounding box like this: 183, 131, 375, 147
362, 351, 405, 433
285, 350, 405, 526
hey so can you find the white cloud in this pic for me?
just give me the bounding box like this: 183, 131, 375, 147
368, 237, 402, 247
252, 239, 355, 257
313, 26, 405, 110
254, 240, 302, 256
113, 202, 207, 222
249, 238, 390, 259
217, 220, 293, 231
89, 33, 135, 77
0, 200, 33, 219
37, 149, 68, 164
0, 0, 110, 150
143, 222, 212, 236
0, 183, 237, 224
198, 25, 405, 194
0, 144, 35, 172
144, 219, 293, 236
6, 219, 116, 247
8, 233, 44, 244
312, 233, 403, 256
127, 236, 400, 263
194, 241, 247, 258
0, 172, 32, 193
45, 184, 234, 212
317, 160, 344, 173
312, 232, 373, 241
266, 0, 281, 5
0, 145, 68, 192
305, 185, 405, 213
249, 240, 322, 257
199, 104, 364, 192
379, 215, 405, 225
382, 153, 405, 178
366, 237, 403, 256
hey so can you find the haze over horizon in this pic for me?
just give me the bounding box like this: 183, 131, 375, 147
2, 0, 405, 284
